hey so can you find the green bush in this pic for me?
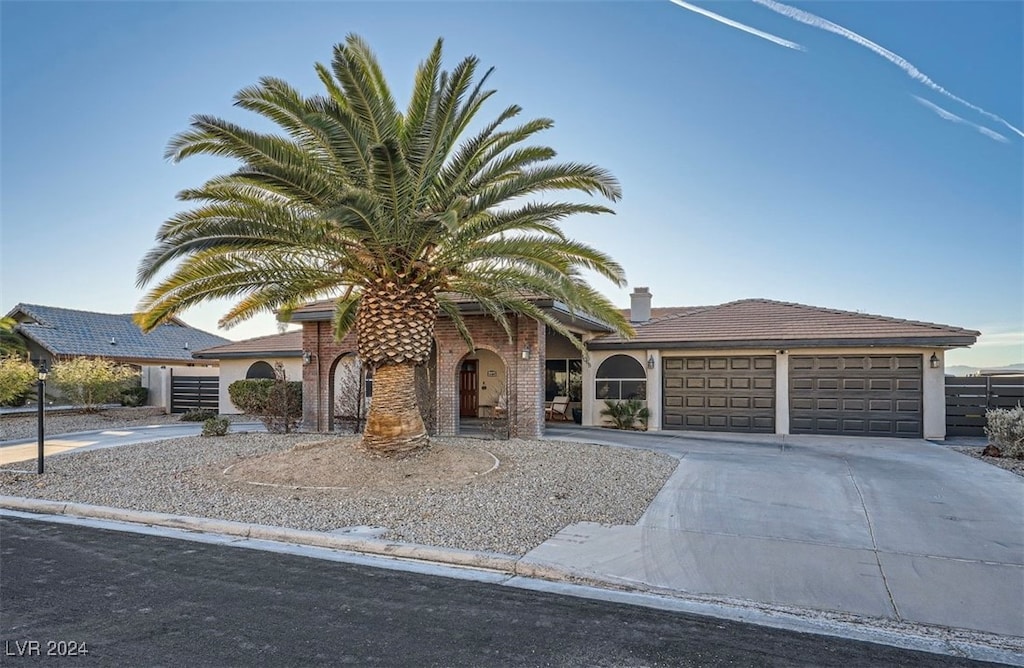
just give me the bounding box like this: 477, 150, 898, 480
0, 356, 36, 406
228, 363, 301, 433
985, 405, 1024, 459
600, 399, 650, 430
48, 357, 139, 412
202, 416, 230, 437
180, 408, 218, 422
120, 386, 149, 407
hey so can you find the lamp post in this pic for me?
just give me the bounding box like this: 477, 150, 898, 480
37, 361, 48, 475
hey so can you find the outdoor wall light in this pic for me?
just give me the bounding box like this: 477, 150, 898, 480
302, 351, 313, 365
929, 353, 940, 369
110, 336, 116, 345
521, 344, 532, 360
647, 355, 656, 370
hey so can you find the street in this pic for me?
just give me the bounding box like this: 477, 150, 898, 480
0, 517, 1004, 667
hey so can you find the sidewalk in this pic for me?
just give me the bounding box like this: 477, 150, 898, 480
2, 423, 1022, 664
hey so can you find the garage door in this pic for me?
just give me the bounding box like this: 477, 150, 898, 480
789, 355, 922, 438
663, 356, 775, 432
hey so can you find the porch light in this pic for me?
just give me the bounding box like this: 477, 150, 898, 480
647, 355, 655, 370
521, 344, 532, 360
302, 351, 313, 365
929, 353, 940, 369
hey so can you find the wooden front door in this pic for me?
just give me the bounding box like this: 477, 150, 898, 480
459, 360, 478, 418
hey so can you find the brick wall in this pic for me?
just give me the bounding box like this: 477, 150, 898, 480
302, 314, 545, 439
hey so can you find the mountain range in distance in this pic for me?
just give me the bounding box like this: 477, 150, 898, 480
946, 362, 1024, 376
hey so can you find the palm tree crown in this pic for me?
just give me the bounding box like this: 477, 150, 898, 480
136, 34, 634, 454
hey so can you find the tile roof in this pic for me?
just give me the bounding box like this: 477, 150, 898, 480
192, 330, 303, 359
590, 299, 980, 349
618, 306, 706, 322
7, 303, 231, 363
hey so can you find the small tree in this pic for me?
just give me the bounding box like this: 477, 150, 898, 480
228, 363, 301, 433
0, 356, 36, 406
48, 357, 138, 412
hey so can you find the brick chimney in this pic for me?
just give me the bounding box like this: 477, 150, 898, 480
630, 287, 652, 323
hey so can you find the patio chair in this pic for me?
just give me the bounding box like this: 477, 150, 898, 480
545, 396, 571, 421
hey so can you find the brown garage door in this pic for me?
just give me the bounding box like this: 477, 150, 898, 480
789, 355, 922, 438
663, 356, 775, 432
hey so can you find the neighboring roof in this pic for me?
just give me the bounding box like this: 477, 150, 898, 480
590, 299, 980, 350
288, 294, 615, 333
6, 303, 230, 364
193, 330, 303, 359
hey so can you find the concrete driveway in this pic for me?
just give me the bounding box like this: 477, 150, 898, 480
537, 427, 1024, 638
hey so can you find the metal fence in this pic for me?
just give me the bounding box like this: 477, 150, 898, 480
170, 375, 220, 414
945, 375, 1024, 436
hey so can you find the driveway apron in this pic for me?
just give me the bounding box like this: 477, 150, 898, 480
530, 429, 1024, 638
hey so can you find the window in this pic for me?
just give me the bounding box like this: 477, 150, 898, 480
245, 361, 275, 379
545, 359, 582, 401
595, 355, 647, 400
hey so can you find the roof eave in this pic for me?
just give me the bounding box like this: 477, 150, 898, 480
587, 336, 979, 350
193, 350, 302, 360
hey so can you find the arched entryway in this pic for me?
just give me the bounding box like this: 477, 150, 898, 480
456, 348, 507, 434
329, 353, 370, 433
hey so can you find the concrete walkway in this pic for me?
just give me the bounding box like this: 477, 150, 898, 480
2, 422, 1022, 661
539, 426, 1024, 639
0, 422, 265, 466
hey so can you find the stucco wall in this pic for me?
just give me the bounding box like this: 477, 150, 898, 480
216, 358, 302, 414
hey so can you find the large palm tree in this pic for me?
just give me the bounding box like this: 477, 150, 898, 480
136, 34, 634, 455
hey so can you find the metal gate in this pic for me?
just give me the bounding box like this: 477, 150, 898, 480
170, 375, 219, 413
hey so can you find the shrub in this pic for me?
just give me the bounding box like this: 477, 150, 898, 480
0, 356, 36, 406
180, 408, 218, 422
228, 363, 301, 433
600, 399, 650, 430
120, 386, 149, 407
48, 357, 139, 412
202, 416, 230, 437
985, 405, 1024, 459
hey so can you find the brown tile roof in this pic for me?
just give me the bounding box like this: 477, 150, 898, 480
192, 330, 303, 359
591, 299, 979, 349
618, 306, 706, 322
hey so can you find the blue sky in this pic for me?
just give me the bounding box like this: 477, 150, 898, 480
2, 1, 1021, 367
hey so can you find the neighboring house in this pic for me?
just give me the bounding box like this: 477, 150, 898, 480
6, 303, 228, 410
192, 331, 303, 414
277, 289, 978, 441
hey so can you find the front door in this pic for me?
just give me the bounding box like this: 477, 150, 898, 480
459, 360, 478, 418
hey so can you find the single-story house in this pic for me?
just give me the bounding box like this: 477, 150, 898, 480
192, 331, 303, 414
196, 289, 979, 440
6, 303, 229, 411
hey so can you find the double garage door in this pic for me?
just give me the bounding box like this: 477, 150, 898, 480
662, 354, 923, 438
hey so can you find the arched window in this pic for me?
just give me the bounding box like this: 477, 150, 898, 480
596, 355, 647, 400
245, 361, 276, 379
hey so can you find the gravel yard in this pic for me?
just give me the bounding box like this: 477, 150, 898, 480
0, 431, 677, 556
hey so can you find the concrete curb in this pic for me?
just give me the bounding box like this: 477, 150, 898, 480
0, 495, 519, 574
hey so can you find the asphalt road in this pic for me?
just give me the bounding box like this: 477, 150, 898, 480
1, 517, 1005, 668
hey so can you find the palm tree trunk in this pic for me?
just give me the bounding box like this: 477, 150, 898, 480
361, 362, 428, 455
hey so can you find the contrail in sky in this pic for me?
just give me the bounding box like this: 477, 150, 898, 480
669, 0, 805, 51
753, 0, 1024, 140
913, 96, 1009, 143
